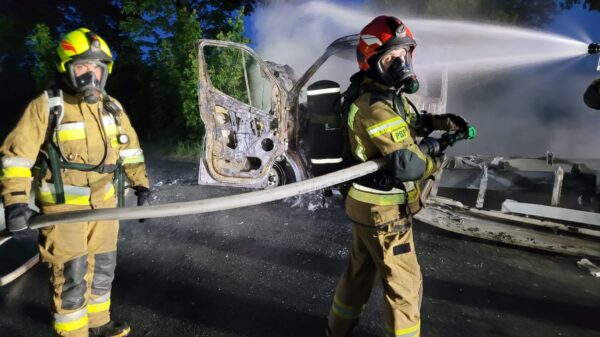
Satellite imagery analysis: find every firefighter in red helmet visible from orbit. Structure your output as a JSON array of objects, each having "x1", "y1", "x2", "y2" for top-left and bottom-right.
[{"x1": 326, "y1": 16, "x2": 469, "y2": 337}]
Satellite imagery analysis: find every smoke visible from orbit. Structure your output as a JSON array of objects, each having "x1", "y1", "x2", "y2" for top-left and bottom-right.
[{"x1": 249, "y1": 0, "x2": 600, "y2": 159}]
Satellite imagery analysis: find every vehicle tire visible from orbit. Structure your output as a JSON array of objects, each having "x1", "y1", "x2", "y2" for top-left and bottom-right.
[
  {"x1": 266, "y1": 161, "x2": 286, "y2": 189},
  {"x1": 266, "y1": 159, "x2": 299, "y2": 189}
]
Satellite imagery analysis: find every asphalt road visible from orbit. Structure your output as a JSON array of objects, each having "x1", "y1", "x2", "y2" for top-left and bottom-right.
[{"x1": 1, "y1": 159, "x2": 599, "y2": 337}]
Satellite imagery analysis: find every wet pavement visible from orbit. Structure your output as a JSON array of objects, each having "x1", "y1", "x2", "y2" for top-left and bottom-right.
[{"x1": 1, "y1": 159, "x2": 599, "y2": 337}]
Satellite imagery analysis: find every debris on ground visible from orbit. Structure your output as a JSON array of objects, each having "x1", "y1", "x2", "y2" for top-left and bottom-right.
[{"x1": 577, "y1": 258, "x2": 600, "y2": 277}]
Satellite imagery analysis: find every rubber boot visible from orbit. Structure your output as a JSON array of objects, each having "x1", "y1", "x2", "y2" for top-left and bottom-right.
[{"x1": 89, "y1": 321, "x2": 131, "y2": 337}]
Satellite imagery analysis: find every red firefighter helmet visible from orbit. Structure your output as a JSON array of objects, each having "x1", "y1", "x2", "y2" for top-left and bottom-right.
[{"x1": 357, "y1": 16, "x2": 417, "y2": 71}]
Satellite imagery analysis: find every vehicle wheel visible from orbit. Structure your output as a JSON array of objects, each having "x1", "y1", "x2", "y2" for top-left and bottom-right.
[{"x1": 266, "y1": 161, "x2": 286, "y2": 189}]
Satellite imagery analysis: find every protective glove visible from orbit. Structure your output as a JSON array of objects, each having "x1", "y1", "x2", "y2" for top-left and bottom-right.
[
  {"x1": 418, "y1": 137, "x2": 446, "y2": 156},
  {"x1": 430, "y1": 153, "x2": 447, "y2": 174},
  {"x1": 4, "y1": 203, "x2": 38, "y2": 240},
  {"x1": 421, "y1": 113, "x2": 469, "y2": 132},
  {"x1": 584, "y1": 78, "x2": 600, "y2": 110},
  {"x1": 133, "y1": 186, "x2": 151, "y2": 223}
]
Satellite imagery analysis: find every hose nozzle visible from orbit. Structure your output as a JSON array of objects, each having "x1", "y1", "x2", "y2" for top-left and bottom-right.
[{"x1": 589, "y1": 43, "x2": 600, "y2": 54}]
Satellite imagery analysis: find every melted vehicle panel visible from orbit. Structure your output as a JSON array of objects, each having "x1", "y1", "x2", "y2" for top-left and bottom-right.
[{"x1": 197, "y1": 41, "x2": 286, "y2": 187}]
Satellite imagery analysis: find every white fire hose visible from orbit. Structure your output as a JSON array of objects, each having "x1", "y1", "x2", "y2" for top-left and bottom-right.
[{"x1": 18, "y1": 158, "x2": 385, "y2": 230}]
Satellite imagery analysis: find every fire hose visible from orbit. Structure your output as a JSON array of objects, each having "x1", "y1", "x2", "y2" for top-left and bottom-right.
[{"x1": 22, "y1": 158, "x2": 386, "y2": 230}]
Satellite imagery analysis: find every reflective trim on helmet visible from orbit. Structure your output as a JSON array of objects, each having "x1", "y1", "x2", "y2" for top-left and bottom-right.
[
  {"x1": 54, "y1": 307, "x2": 89, "y2": 333},
  {"x1": 360, "y1": 34, "x2": 383, "y2": 46},
  {"x1": 366, "y1": 116, "x2": 407, "y2": 138}
]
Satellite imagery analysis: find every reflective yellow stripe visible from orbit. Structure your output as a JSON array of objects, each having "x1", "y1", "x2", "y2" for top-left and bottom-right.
[
  {"x1": 37, "y1": 182, "x2": 91, "y2": 205},
  {"x1": 348, "y1": 187, "x2": 406, "y2": 206},
  {"x1": 407, "y1": 189, "x2": 419, "y2": 203},
  {"x1": 104, "y1": 184, "x2": 115, "y2": 200},
  {"x1": 331, "y1": 295, "x2": 364, "y2": 320},
  {"x1": 354, "y1": 135, "x2": 367, "y2": 162},
  {"x1": 1, "y1": 167, "x2": 32, "y2": 179},
  {"x1": 348, "y1": 103, "x2": 358, "y2": 131},
  {"x1": 122, "y1": 155, "x2": 145, "y2": 164},
  {"x1": 385, "y1": 321, "x2": 420, "y2": 337},
  {"x1": 88, "y1": 299, "x2": 111, "y2": 313},
  {"x1": 104, "y1": 124, "x2": 117, "y2": 136},
  {"x1": 54, "y1": 315, "x2": 88, "y2": 333},
  {"x1": 39, "y1": 192, "x2": 90, "y2": 205},
  {"x1": 57, "y1": 129, "x2": 86, "y2": 141},
  {"x1": 366, "y1": 116, "x2": 407, "y2": 138}
]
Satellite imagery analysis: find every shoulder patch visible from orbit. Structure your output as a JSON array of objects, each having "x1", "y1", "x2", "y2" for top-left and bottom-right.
[{"x1": 391, "y1": 125, "x2": 409, "y2": 142}]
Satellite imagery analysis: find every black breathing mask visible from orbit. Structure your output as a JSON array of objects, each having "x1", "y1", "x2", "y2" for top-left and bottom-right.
[
  {"x1": 376, "y1": 52, "x2": 420, "y2": 94},
  {"x1": 68, "y1": 60, "x2": 109, "y2": 104},
  {"x1": 74, "y1": 71, "x2": 102, "y2": 103}
]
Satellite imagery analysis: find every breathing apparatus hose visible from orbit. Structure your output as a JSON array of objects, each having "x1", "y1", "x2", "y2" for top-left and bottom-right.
[{"x1": 25, "y1": 158, "x2": 387, "y2": 229}]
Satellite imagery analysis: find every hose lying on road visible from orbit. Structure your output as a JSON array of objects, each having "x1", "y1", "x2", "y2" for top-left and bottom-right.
[{"x1": 25, "y1": 158, "x2": 386, "y2": 229}]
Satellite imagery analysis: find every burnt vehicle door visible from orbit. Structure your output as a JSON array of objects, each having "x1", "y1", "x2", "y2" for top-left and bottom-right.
[{"x1": 196, "y1": 40, "x2": 288, "y2": 188}]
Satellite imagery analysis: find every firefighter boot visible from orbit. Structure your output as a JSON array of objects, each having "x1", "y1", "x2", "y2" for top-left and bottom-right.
[{"x1": 89, "y1": 321, "x2": 131, "y2": 337}]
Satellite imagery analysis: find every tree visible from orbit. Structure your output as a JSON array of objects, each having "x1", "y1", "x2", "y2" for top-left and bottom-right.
[{"x1": 27, "y1": 24, "x2": 55, "y2": 92}]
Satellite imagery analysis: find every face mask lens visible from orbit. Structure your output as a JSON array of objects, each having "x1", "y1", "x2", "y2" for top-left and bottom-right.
[{"x1": 69, "y1": 60, "x2": 108, "y2": 92}]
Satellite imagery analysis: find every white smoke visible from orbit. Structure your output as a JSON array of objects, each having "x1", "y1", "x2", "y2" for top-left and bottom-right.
[{"x1": 249, "y1": 0, "x2": 600, "y2": 159}]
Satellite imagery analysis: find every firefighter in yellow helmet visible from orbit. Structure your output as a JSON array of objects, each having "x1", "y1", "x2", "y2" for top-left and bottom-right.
[
  {"x1": 0, "y1": 28, "x2": 150, "y2": 337},
  {"x1": 326, "y1": 16, "x2": 471, "y2": 337}
]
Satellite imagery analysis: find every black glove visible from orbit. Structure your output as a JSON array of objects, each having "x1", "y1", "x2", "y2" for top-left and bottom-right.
[
  {"x1": 418, "y1": 137, "x2": 446, "y2": 156},
  {"x1": 445, "y1": 114, "x2": 469, "y2": 132},
  {"x1": 4, "y1": 203, "x2": 38, "y2": 240},
  {"x1": 584, "y1": 78, "x2": 600, "y2": 110},
  {"x1": 421, "y1": 113, "x2": 469, "y2": 133},
  {"x1": 133, "y1": 186, "x2": 151, "y2": 223}
]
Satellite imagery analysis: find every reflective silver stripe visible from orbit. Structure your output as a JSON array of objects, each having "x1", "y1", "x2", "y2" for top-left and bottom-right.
[
  {"x1": 89, "y1": 292, "x2": 111, "y2": 304},
  {"x1": 1, "y1": 156, "x2": 35, "y2": 168},
  {"x1": 47, "y1": 96, "x2": 63, "y2": 109},
  {"x1": 307, "y1": 87, "x2": 340, "y2": 96},
  {"x1": 352, "y1": 183, "x2": 405, "y2": 195},
  {"x1": 403, "y1": 181, "x2": 415, "y2": 191},
  {"x1": 119, "y1": 148, "x2": 143, "y2": 157},
  {"x1": 54, "y1": 307, "x2": 87, "y2": 323},
  {"x1": 360, "y1": 34, "x2": 382, "y2": 46},
  {"x1": 120, "y1": 148, "x2": 145, "y2": 164},
  {"x1": 57, "y1": 122, "x2": 85, "y2": 132},
  {"x1": 366, "y1": 117, "x2": 406, "y2": 138},
  {"x1": 310, "y1": 158, "x2": 343, "y2": 164},
  {"x1": 102, "y1": 116, "x2": 118, "y2": 136},
  {"x1": 39, "y1": 181, "x2": 91, "y2": 196}
]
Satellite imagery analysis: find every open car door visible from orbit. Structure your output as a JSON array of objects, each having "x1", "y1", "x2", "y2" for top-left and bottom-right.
[{"x1": 197, "y1": 40, "x2": 288, "y2": 188}]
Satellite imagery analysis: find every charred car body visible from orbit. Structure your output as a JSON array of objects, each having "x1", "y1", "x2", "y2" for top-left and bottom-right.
[{"x1": 195, "y1": 36, "x2": 600, "y2": 257}]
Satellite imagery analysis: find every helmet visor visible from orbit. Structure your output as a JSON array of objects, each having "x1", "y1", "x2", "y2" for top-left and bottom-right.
[{"x1": 68, "y1": 59, "x2": 109, "y2": 93}]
